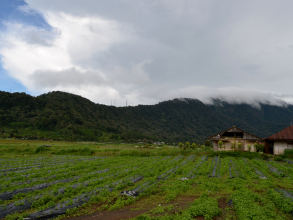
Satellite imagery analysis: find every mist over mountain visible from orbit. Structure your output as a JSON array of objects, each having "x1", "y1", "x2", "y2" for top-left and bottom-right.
[{"x1": 0, "y1": 91, "x2": 292, "y2": 143}]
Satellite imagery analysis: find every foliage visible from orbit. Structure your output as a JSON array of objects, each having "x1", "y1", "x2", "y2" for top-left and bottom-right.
[
  {"x1": 205, "y1": 140, "x2": 211, "y2": 148},
  {"x1": 254, "y1": 142, "x2": 258, "y2": 152},
  {"x1": 1, "y1": 91, "x2": 293, "y2": 143},
  {"x1": 183, "y1": 194, "x2": 221, "y2": 220},
  {"x1": 211, "y1": 151, "x2": 263, "y2": 159},
  {"x1": 229, "y1": 189, "x2": 281, "y2": 220},
  {"x1": 283, "y1": 149, "x2": 293, "y2": 158},
  {"x1": 231, "y1": 141, "x2": 236, "y2": 151},
  {"x1": 35, "y1": 145, "x2": 50, "y2": 154},
  {"x1": 184, "y1": 142, "x2": 190, "y2": 150},
  {"x1": 274, "y1": 157, "x2": 283, "y2": 162},
  {"x1": 267, "y1": 189, "x2": 293, "y2": 213},
  {"x1": 247, "y1": 144, "x2": 252, "y2": 152},
  {"x1": 190, "y1": 143, "x2": 196, "y2": 150},
  {"x1": 218, "y1": 141, "x2": 223, "y2": 150},
  {"x1": 257, "y1": 144, "x2": 264, "y2": 152},
  {"x1": 237, "y1": 143, "x2": 242, "y2": 151}
]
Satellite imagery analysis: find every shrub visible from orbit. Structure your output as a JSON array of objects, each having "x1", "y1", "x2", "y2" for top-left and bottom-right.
[
  {"x1": 247, "y1": 144, "x2": 252, "y2": 152},
  {"x1": 237, "y1": 143, "x2": 242, "y2": 151},
  {"x1": 253, "y1": 142, "x2": 258, "y2": 152},
  {"x1": 231, "y1": 141, "x2": 236, "y2": 151},
  {"x1": 283, "y1": 149, "x2": 293, "y2": 158},
  {"x1": 257, "y1": 144, "x2": 264, "y2": 152},
  {"x1": 80, "y1": 147, "x2": 95, "y2": 155},
  {"x1": 205, "y1": 140, "x2": 211, "y2": 147},
  {"x1": 185, "y1": 142, "x2": 190, "y2": 150},
  {"x1": 35, "y1": 145, "x2": 50, "y2": 154},
  {"x1": 191, "y1": 143, "x2": 196, "y2": 150},
  {"x1": 211, "y1": 151, "x2": 262, "y2": 159},
  {"x1": 274, "y1": 157, "x2": 283, "y2": 162},
  {"x1": 218, "y1": 141, "x2": 223, "y2": 150}
]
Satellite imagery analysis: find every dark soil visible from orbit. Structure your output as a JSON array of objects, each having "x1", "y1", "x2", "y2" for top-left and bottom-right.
[{"x1": 66, "y1": 196, "x2": 233, "y2": 220}]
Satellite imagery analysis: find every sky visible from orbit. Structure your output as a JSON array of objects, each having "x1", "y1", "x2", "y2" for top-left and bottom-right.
[{"x1": 1, "y1": 0, "x2": 293, "y2": 107}]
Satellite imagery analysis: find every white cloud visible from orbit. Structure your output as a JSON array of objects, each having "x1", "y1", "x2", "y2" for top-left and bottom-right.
[{"x1": 1, "y1": 0, "x2": 293, "y2": 107}]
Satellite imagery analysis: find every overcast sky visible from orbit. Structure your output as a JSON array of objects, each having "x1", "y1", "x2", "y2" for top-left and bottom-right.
[{"x1": 1, "y1": 0, "x2": 293, "y2": 107}]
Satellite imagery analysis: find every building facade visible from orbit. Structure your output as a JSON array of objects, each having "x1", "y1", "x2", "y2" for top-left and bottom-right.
[
  {"x1": 208, "y1": 126, "x2": 263, "y2": 152},
  {"x1": 264, "y1": 125, "x2": 293, "y2": 155}
]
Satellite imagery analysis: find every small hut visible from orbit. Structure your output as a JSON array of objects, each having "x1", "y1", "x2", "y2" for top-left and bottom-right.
[
  {"x1": 264, "y1": 125, "x2": 293, "y2": 155},
  {"x1": 208, "y1": 126, "x2": 263, "y2": 152}
]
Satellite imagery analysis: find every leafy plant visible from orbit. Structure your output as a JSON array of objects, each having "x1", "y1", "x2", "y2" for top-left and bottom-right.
[
  {"x1": 247, "y1": 144, "x2": 252, "y2": 152},
  {"x1": 218, "y1": 141, "x2": 223, "y2": 151},
  {"x1": 182, "y1": 193, "x2": 221, "y2": 220},
  {"x1": 184, "y1": 142, "x2": 190, "y2": 150},
  {"x1": 191, "y1": 143, "x2": 196, "y2": 150},
  {"x1": 237, "y1": 143, "x2": 242, "y2": 151},
  {"x1": 254, "y1": 142, "x2": 258, "y2": 152},
  {"x1": 231, "y1": 141, "x2": 236, "y2": 151}
]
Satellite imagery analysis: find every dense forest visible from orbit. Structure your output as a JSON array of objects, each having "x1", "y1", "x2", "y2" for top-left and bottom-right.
[{"x1": 0, "y1": 91, "x2": 292, "y2": 143}]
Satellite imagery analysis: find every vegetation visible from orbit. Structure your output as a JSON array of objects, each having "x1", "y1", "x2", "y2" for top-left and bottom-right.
[
  {"x1": 1, "y1": 143, "x2": 293, "y2": 220},
  {"x1": 0, "y1": 91, "x2": 293, "y2": 143},
  {"x1": 218, "y1": 141, "x2": 223, "y2": 150}
]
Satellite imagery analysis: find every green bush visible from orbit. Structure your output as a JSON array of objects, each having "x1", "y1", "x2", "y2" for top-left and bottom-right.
[
  {"x1": 79, "y1": 147, "x2": 95, "y2": 155},
  {"x1": 283, "y1": 149, "x2": 293, "y2": 158},
  {"x1": 211, "y1": 151, "x2": 262, "y2": 159},
  {"x1": 274, "y1": 157, "x2": 283, "y2": 162},
  {"x1": 35, "y1": 145, "x2": 50, "y2": 154}
]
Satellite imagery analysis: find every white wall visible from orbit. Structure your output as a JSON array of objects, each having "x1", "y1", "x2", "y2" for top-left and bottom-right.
[{"x1": 274, "y1": 141, "x2": 288, "y2": 155}]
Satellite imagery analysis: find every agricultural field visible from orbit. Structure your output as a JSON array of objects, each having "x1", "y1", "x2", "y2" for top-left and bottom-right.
[{"x1": 1, "y1": 153, "x2": 293, "y2": 220}]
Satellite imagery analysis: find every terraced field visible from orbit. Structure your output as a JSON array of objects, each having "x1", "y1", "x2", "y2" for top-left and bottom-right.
[{"x1": 1, "y1": 155, "x2": 293, "y2": 220}]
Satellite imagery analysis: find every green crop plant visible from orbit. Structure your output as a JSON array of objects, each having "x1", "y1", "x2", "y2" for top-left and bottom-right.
[
  {"x1": 181, "y1": 193, "x2": 221, "y2": 220},
  {"x1": 228, "y1": 189, "x2": 282, "y2": 220}
]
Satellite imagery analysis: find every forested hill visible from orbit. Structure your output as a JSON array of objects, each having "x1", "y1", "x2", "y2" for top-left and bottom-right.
[{"x1": 0, "y1": 91, "x2": 293, "y2": 143}]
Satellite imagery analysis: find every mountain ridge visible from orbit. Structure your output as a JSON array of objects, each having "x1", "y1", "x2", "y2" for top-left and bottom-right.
[{"x1": 0, "y1": 91, "x2": 292, "y2": 143}]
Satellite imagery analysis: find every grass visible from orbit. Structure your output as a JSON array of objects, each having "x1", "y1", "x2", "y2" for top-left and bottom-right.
[{"x1": 0, "y1": 139, "x2": 214, "y2": 157}]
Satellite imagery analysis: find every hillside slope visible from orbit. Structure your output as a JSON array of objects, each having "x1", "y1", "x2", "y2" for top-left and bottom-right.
[{"x1": 0, "y1": 91, "x2": 292, "y2": 143}]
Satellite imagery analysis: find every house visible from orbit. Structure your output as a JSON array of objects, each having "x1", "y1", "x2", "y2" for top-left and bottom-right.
[
  {"x1": 208, "y1": 126, "x2": 263, "y2": 151},
  {"x1": 264, "y1": 125, "x2": 293, "y2": 155}
]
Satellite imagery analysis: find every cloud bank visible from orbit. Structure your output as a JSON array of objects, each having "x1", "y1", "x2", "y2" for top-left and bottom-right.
[{"x1": 1, "y1": 0, "x2": 293, "y2": 107}]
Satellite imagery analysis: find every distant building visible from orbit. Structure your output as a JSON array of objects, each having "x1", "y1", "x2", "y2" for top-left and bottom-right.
[
  {"x1": 264, "y1": 125, "x2": 293, "y2": 155},
  {"x1": 208, "y1": 126, "x2": 263, "y2": 151}
]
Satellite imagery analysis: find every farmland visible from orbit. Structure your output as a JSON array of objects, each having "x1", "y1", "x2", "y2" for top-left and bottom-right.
[{"x1": 1, "y1": 141, "x2": 293, "y2": 220}]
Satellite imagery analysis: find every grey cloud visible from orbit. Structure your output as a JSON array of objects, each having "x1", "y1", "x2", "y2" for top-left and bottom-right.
[
  {"x1": 24, "y1": 29, "x2": 56, "y2": 46},
  {"x1": 19, "y1": 0, "x2": 293, "y2": 106},
  {"x1": 31, "y1": 67, "x2": 109, "y2": 89},
  {"x1": 134, "y1": 86, "x2": 286, "y2": 109}
]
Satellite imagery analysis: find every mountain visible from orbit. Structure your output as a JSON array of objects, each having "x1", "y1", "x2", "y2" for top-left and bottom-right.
[{"x1": 0, "y1": 91, "x2": 292, "y2": 143}]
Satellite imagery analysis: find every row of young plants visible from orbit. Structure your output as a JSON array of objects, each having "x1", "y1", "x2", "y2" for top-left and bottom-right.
[
  {"x1": 1, "y1": 156, "x2": 188, "y2": 219},
  {"x1": 0, "y1": 156, "x2": 160, "y2": 202},
  {"x1": 0, "y1": 156, "x2": 99, "y2": 172},
  {"x1": 3, "y1": 155, "x2": 293, "y2": 219},
  {"x1": 0, "y1": 157, "x2": 112, "y2": 191}
]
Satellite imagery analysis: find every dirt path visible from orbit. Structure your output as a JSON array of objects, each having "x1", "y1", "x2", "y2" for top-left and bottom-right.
[{"x1": 66, "y1": 196, "x2": 231, "y2": 220}]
